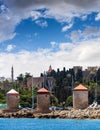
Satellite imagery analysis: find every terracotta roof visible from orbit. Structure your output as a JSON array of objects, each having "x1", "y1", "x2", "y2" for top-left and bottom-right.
[
  {"x1": 37, "y1": 88, "x2": 49, "y2": 93},
  {"x1": 48, "y1": 65, "x2": 53, "y2": 73},
  {"x1": 7, "y1": 89, "x2": 19, "y2": 95},
  {"x1": 73, "y1": 84, "x2": 88, "y2": 91}
]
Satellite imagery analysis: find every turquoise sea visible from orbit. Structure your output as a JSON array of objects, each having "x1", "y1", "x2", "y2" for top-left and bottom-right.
[{"x1": 0, "y1": 118, "x2": 100, "y2": 130}]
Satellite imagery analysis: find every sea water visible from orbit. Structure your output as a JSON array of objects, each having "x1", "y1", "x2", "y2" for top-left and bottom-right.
[{"x1": 0, "y1": 118, "x2": 100, "y2": 130}]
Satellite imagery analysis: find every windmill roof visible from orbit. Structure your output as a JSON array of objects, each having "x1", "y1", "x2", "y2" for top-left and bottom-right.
[
  {"x1": 37, "y1": 88, "x2": 49, "y2": 93},
  {"x1": 7, "y1": 89, "x2": 19, "y2": 94},
  {"x1": 73, "y1": 84, "x2": 88, "y2": 91}
]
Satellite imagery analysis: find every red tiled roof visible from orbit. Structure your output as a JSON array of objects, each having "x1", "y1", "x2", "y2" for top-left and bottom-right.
[
  {"x1": 37, "y1": 88, "x2": 49, "y2": 93},
  {"x1": 73, "y1": 84, "x2": 88, "y2": 91}
]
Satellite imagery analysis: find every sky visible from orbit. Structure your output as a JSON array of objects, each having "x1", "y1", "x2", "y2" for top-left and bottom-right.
[{"x1": 0, "y1": 0, "x2": 100, "y2": 78}]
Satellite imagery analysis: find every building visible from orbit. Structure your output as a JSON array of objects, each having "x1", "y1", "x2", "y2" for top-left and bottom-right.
[
  {"x1": 0, "y1": 77, "x2": 6, "y2": 83},
  {"x1": 87, "y1": 66, "x2": 99, "y2": 72},
  {"x1": 47, "y1": 65, "x2": 53, "y2": 74},
  {"x1": 6, "y1": 89, "x2": 19, "y2": 110},
  {"x1": 73, "y1": 84, "x2": 88, "y2": 109},
  {"x1": 73, "y1": 66, "x2": 82, "y2": 78},
  {"x1": 27, "y1": 77, "x2": 43, "y2": 90},
  {"x1": 1, "y1": 82, "x2": 12, "y2": 90},
  {"x1": 27, "y1": 76, "x2": 54, "y2": 91},
  {"x1": 37, "y1": 88, "x2": 50, "y2": 113},
  {"x1": 73, "y1": 66, "x2": 82, "y2": 74}
]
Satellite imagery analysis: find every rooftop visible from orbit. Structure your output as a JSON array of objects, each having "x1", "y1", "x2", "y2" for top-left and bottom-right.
[
  {"x1": 7, "y1": 89, "x2": 19, "y2": 95},
  {"x1": 73, "y1": 84, "x2": 88, "y2": 91},
  {"x1": 37, "y1": 88, "x2": 49, "y2": 93}
]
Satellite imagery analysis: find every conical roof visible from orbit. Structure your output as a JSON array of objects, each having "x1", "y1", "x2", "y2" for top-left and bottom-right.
[
  {"x1": 7, "y1": 89, "x2": 19, "y2": 95},
  {"x1": 37, "y1": 88, "x2": 50, "y2": 94},
  {"x1": 73, "y1": 84, "x2": 88, "y2": 91}
]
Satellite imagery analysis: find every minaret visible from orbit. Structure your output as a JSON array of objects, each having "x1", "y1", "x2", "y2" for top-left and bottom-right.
[{"x1": 11, "y1": 66, "x2": 14, "y2": 82}]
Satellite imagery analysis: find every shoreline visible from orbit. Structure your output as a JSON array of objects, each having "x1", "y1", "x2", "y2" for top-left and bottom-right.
[{"x1": 0, "y1": 108, "x2": 100, "y2": 119}]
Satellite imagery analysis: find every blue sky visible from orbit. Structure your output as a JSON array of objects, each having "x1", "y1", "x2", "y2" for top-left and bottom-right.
[{"x1": 0, "y1": 0, "x2": 100, "y2": 78}]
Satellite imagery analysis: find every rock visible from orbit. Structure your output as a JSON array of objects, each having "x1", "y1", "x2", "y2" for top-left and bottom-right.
[{"x1": 0, "y1": 108, "x2": 100, "y2": 119}]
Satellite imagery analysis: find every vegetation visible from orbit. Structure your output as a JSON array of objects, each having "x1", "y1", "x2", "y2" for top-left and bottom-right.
[
  {"x1": 0, "y1": 67, "x2": 100, "y2": 108},
  {"x1": 45, "y1": 67, "x2": 100, "y2": 105},
  {"x1": 0, "y1": 90, "x2": 6, "y2": 103}
]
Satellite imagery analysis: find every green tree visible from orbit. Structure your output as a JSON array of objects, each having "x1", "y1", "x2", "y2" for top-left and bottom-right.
[
  {"x1": 65, "y1": 95, "x2": 73, "y2": 106},
  {"x1": 89, "y1": 71, "x2": 96, "y2": 82},
  {"x1": 87, "y1": 82, "x2": 96, "y2": 104},
  {"x1": 50, "y1": 94, "x2": 58, "y2": 106},
  {"x1": 97, "y1": 68, "x2": 100, "y2": 85},
  {"x1": 17, "y1": 74, "x2": 24, "y2": 86},
  {"x1": 75, "y1": 69, "x2": 83, "y2": 83},
  {"x1": 0, "y1": 89, "x2": 6, "y2": 103},
  {"x1": 19, "y1": 86, "x2": 37, "y2": 108},
  {"x1": 24, "y1": 72, "x2": 32, "y2": 87}
]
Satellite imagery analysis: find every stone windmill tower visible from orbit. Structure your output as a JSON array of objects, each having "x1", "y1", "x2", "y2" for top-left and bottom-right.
[{"x1": 73, "y1": 84, "x2": 88, "y2": 109}]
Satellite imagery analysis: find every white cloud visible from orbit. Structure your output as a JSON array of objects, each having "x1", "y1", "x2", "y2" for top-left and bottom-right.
[
  {"x1": 72, "y1": 39, "x2": 100, "y2": 63},
  {"x1": 6, "y1": 44, "x2": 16, "y2": 52},
  {"x1": 70, "y1": 26, "x2": 100, "y2": 42},
  {"x1": 0, "y1": 0, "x2": 100, "y2": 43},
  {"x1": 81, "y1": 15, "x2": 87, "y2": 21},
  {"x1": 59, "y1": 43, "x2": 75, "y2": 51},
  {"x1": 83, "y1": 26, "x2": 100, "y2": 35},
  {"x1": 30, "y1": 10, "x2": 42, "y2": 20},
  {"x1": 35, "y1": 20, "x2": 48, "y2": 27},
  {"x1": 0, "y1": 38, "x2": 100, "y2": 78},
  {"x1": 62, "y1": 23, "x2": 73, "y2": 32},
  {"x1": 0, "y1": 5, "x2": 7, "y2": 12},
  {"x1": 3, "y1": 0, "x2": 100, "y2": 12},
  {"x1": 50, "y1": 41, "x2": 58, "y2": 48},
  {"x1": 95, "y1": 12, "x2": 100, "y2": 21},
  {"x1": 0, "y1": 9, "x2": 20, "y2": 43},
  {"x1": 70, "y1": 30, "x2": 82, "y2": 42},
  {"x1": 0, "y1": 0, "x2": 100, "y2": 79}
]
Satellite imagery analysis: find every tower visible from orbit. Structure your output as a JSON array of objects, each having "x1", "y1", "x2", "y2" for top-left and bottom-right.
[
  {"x1": 6, "y1": 89, "x2": 19, "y2": 110},
  {"x1": 48, "y1": 65, "x2": 52, "y2": 73},
  {"x1": 11, "y1": 66, "x2": 14, "y2": 82},
  {"x1": 73, "y1": 84, "x2": 88, "y2": 109},
  {"x1": 37, "y1": 88, "x2": 50, "y2": 113}
]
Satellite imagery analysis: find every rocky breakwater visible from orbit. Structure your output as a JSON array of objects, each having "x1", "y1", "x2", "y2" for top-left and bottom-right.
[{"x1": 0, "y1": 108, "x2": 100, "y2": 119}]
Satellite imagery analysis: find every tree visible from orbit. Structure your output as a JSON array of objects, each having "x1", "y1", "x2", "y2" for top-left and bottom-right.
[
  {"x1": 17, "y1": 74, "x2": 24, "y2": 86},
  {"x1": 0, "y1": 90, "x2": 6, "y2": 103},
  {"x1": 75, "y1": 69, "x2": 83, "y2": 83},
  {"x1": 89, "y1": 71, "x2": 96, "y2": 82},
  {"x1": 50, "y1": 94, "x2": 58, "y2": 106},
  {"x1": 97, "y1": 68, "x2": 100, "y2": 85},
  {"x1": 65, "y1": 95, "x2": 73, "y2": 107},
  {"x1": 24, "y1": 72, "x2": 32, "y2": 86},
  {"x1": 19, "y1": 86, "x2": 37, "y2": 108}
]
